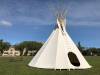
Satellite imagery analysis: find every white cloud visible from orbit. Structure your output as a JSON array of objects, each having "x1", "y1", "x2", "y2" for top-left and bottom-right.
[
  {"x1": 0, "y1": 20, "x2": 12, "y2": 26},
  {"x1": 68, "y1": 20, "x2": 100, "y2": 26}
]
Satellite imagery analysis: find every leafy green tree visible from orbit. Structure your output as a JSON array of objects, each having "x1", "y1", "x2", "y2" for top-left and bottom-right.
[
  {"x1": 0, "y1": 39, "x2": 11, "y2": 54},
  {"x1": 83, "y1": 47, "x2": 100, "y2": 56},
  {"x1": 15, "y1": 41, "x2": 43, "y2": 56},
  {"x1": 87, "y1": 48, "x2": 98, "y2": 56},
  {"x1": 96, "y1": 48, "x2": 100, "y2": 56},
  {"x1": 77, "y1": 42, "x2": 84, "y2": 53}
]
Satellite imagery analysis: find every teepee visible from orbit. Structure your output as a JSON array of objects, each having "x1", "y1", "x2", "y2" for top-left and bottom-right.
[{"x1": 28, "y1": 12, "x2": 91, "y2": 70}]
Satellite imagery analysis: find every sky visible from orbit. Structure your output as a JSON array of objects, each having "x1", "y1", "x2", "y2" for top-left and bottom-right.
[{"x1": 0, "y1": 0, "x2": 100, "y2": 48}]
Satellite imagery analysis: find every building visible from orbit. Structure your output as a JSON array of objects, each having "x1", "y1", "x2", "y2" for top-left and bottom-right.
[{"x1": 2, "y1": 46, "x2": 20, "y2": 56}]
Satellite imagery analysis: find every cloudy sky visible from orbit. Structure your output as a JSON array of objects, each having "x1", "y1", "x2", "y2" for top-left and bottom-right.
[{"x1": 0, "y1": 0, "x2": 100, "y2": 48}]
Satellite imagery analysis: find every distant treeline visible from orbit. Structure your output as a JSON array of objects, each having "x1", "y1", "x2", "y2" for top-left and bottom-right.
[
  {"x1": 77, "y1": 42, "x2": 100, "y2": 56},
  {"x1": 0, "y1": 39, "x2": 43, "y2": 56},
  {"x1": 0, "y1": 39, "x2": 100, "y2": 56}
]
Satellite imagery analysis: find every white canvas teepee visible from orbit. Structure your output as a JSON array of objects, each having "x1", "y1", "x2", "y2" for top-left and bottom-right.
[{"x1": 28, "y1": 13, "x2": 91, "y2": 70}]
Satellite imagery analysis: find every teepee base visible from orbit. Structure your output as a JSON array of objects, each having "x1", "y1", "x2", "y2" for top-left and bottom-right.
[{"x1": 28, "y1": 64, "x2": 92, "y2": 70}]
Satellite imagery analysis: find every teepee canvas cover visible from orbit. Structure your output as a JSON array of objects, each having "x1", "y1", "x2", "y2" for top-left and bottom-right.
[{"x1": 28, "y1": 13, "x2": 91, "y2": 70}]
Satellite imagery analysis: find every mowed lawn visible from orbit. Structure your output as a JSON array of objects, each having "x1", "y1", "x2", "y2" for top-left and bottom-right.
[{"x1": 0, "y1": 56, "x2": 100, "y2": 75}]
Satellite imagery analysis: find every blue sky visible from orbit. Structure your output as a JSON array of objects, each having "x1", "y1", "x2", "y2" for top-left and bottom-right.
[{"x1": 0, "y1": 0, "x2": 100, "y2": 48}]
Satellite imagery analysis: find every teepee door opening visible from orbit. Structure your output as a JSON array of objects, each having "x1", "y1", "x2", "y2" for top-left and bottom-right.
[{"x1": 68, "y1": 52, "x2": 80, "y2": 66}]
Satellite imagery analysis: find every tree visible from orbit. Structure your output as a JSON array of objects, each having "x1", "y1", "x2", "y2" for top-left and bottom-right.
[
  {"x1": 77, "y1": 42, "x2": 84, "y2": 53},
  {"x1": 87, "y1": 48, "x2": 99, "y2": 56},
  {"x1": 83, "y1": 47, "x2": 100, "y2": 56},
  {"x1": 15, "y1": 41, "x2": 43, "y2": 56},
  {"x1": 96, "y1": 48, "x2": 100, "y2": 56},
  {"x1": 0, "y1": 39, "x2": 11, "y2": 54}
]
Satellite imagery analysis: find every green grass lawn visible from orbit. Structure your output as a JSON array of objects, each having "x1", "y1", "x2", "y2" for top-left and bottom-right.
[{"x1": 0, "y1": 56, "x2": 100, "y2": 75}]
